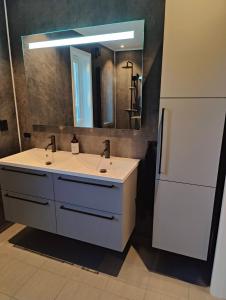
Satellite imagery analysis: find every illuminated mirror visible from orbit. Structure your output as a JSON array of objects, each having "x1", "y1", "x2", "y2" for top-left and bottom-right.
[{"x1": 22, "y1": 20, "x2": 144, "y2": 129}]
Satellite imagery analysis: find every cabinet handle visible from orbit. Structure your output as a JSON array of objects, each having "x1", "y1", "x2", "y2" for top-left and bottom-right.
[
  {"x1": 58, "y1": 176, "x2": 115, "y2": 188},
  {"x1": 60, "y1": 205, "x2": 115, "y2": 220},
  {"x1": 159, "y1": 108, "x2": 165, "y2": 174},
  {"x1": 1, "y1": 167, "x2": 47, "y2": 177},
  {"x1": 4, "y1": 194, "x2": 49, "y2": 206}
]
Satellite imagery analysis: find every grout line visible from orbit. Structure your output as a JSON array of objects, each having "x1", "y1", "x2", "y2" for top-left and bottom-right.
[
  {"x1": 52, "y1": 277, "x2": 69, "y2": 300},
  {"x1": 188, "y1": 284, "x2": 191, "y2": 300},
  {"x1": 12, "y1": 266, "x2": 39, "y2": 298},
  {"x1": 3, "y1": 0, "x2": 22, "y2": 152}
]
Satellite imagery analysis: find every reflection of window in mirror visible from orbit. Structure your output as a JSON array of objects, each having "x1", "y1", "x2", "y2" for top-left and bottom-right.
[{"x1": 70, "y1": 47, "x2": 93, "y2": 128}]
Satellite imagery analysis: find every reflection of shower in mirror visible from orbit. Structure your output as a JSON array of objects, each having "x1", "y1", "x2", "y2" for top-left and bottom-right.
[{"x1": 122, "y1": 61, "x2": 142, "y2": 129}]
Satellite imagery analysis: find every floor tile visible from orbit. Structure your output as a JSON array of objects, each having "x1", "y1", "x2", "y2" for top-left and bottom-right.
[
  {"x1": 54, "y1": 280, "x2": 80, "y2": 300},
  {"x1": 100, "y1": 291, "x2": 128, "y2": 300},
  {"x1": 0, "y1": 293, "x2": 11, "y2": 300},
  {"x1": 41, "y1": 257, "x2": 82, "y2": 278},
  {"x1": 0, "y1": 259, "x2": 36, "y2": 296},
  {"x1": 0, "y1": 225, "x2": 25, "y2": 244},
  {"x1": 0, "y1": 244, "x2": 46, "y2": 267},
  {"x1": 144, "y1": 290, "x2": 163, "y2": 300},
  {"x1": 189, "y1": 285, "x2": 219, "y2": 300},
  {"x1": 78, "y1": 269, "x2": 109, "y2": 290},
  {"x1": 56, "y1": 281, "x2": 101, "y2": 300},
  {"x1": 147, "y1": 273, "x2": 189, "y2": 299},
  {"x1": 0, "y1": 250, "x2": 13, "y2": 269},
  {"x1": 74, "y1": 283, "x2": 103, "y2": 300},
  {"x1": 14, "y1": 269, "x2": 67, "y2": 300},
  {"x1": 105, "y1": 278, "x2": 145, "y2": 300},
  {"x1": 124, "y1": 247, "x2": 148, "y2": 270},
  {"x1": 19, "y1": 251, "x2": 47, "y2": 267},
  {"x1": 144, "y1": 289, "x2": 182, "y2": 300},
  {"x1": 118, "y1": 262, "x2": 150, "y2": 289}
]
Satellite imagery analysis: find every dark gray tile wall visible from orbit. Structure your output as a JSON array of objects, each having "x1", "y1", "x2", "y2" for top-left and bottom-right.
[
  {"x1": 6, "y1": 0, "x2": 165, "y2": 159},
  {"x1": 23, "y1": 34, "x2": 74, "y2": 127},
  {"x1": 0, "y1": 0, "x2": 19, "y2": 158}
]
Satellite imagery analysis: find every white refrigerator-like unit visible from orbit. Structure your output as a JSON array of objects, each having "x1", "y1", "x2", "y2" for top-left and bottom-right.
[{"x1": 152, "y1": 0, "x2": 226, "y2": 260}]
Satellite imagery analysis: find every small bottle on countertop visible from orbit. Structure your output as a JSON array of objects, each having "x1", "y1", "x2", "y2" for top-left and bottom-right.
[{"x1": 71, "y1": 134, "x2": 79, "y2": 155}]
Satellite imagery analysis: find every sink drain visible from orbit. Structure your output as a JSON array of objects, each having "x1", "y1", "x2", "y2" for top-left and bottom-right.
[{"x1": 99, "y1": 168, "x2": 107, "y2": 173}]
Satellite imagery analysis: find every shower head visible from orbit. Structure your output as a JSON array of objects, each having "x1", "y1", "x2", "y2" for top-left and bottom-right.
[{"x1": 122, "y1": 61, "x2": 133, "y2": 69}]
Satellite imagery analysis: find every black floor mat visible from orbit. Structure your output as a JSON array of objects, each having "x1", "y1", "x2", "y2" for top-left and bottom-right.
[
  {"x1": 9, "y1": 226, "x2": 212, "y2": 285},
  {"x1": 9, "y1": 227, "x2": 130, "y2": 277},
  {"x1": 133, "y1": 236, "x2": 212, "y2": 286}
]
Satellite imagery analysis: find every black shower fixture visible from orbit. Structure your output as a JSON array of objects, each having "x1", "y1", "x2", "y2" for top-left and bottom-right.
[
  {"x1": 122, "y1": 61, "x2": 141, "y2": 129},
  {"x1": 122, "y1": 61, "x2": 133, "y2": 69}
]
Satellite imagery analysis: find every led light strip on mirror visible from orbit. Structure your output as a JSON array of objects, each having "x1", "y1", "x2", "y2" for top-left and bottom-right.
[{"x1": 28, "y1": 31, "x2": 135, "y2": 50}]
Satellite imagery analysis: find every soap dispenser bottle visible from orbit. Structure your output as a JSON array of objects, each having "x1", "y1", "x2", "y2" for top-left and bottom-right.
[{"x1": 71, "y1": 134, "x2": 79, "y2": 155}]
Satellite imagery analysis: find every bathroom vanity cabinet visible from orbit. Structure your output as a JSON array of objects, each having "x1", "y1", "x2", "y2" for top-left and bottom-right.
[{"x1": 0, "y1": 149, "x2": 139, "y2": 251}]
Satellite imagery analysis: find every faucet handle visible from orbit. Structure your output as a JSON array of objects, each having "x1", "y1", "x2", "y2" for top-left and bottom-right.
[{"x1": 49, "y1": 135, "x2": 55, "y2": 143}]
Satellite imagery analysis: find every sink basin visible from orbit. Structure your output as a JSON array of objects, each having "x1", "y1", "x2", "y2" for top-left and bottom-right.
[{"x1": 0, "y1": 148, "x2": 139, "y2": 183}]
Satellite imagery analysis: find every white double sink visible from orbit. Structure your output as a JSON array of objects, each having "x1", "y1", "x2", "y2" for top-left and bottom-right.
[{"x1": 0, "y1": 148, "x2": 139, "y2": 183}]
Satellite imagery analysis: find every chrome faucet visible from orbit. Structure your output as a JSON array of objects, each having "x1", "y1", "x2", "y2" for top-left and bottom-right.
[
  {"x1": 101, "y1": 140, "x2": 110, "y2": 159},
  {"x1": 45, "y1": 135, "x2": 56, "y2": 152}
]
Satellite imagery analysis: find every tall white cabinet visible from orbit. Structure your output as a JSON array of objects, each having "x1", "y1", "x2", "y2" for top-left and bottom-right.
[
  {"x1": 152, "y1": 0, "x2": 226, "y2": 260},
  {"x1": 160, "y1": 0, "x2": 226, "y2": 98}
]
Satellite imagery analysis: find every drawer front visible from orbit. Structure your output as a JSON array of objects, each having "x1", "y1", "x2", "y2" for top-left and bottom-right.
[
  {"x1": 0, "y1": 166, "x2": 54, "y2": 199},
  {"x1": 53, "y1": 174, "x2": 122, "y2": 213},
  {"x1": 2, "y1": 191, "x2": 56, "y2": 233},
  {"x1": 56, "y1": 202, "x2": 123, "y2": 251}
]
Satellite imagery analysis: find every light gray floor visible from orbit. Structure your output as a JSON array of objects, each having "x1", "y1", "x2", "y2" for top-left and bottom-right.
[{"x1": 0, "y1": 224, "x2": 219, "y2": 300}]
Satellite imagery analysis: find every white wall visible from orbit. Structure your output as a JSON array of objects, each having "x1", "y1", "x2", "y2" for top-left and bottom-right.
[{"x1": 211, "y1": 178, "x2": 226, "y2": 299}]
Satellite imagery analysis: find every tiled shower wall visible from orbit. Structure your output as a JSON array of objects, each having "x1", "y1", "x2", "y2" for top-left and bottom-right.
[
  {"x1": 0, "y1": 0, "x2": 19, "y2": 158},
  {"x1": 6, "y1": 0, "x2": 165, "y2": 159}
]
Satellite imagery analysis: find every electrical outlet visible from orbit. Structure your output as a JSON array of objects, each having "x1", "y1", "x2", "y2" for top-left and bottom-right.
[{"x1": 0, "y1": 120, "x2": 8, "y2": 131}]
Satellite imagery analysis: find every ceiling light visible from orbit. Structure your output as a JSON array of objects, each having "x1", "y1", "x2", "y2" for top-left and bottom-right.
[{"x1": 28, "y1": 31, "x2": 134, "y2": 50}]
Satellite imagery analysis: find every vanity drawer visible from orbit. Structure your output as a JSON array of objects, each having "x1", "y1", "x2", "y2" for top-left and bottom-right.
[
  {"x1": 53, "y1": 174, "x2": 123, "y2": 213},
  {"x1": 55, "y1": 202, "x2": 124, "y2": 251},
  {"x1": 2, "y1": 191, "x2": 56, "y2": 233},
  {"x1": 0, "y1": 166, "x2": 54, "y2": 199}
]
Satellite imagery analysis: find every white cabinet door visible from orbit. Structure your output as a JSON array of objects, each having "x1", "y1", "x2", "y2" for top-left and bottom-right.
[
  {"x1": 156, "y1": 98, "x2": 226, "y2": 187},
  {"x1": 161, "y1": 0, "x2": 226, "y2": 98},
  {"x1": 152, "y1": 180, "x2": 215, "y2": 260}
]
